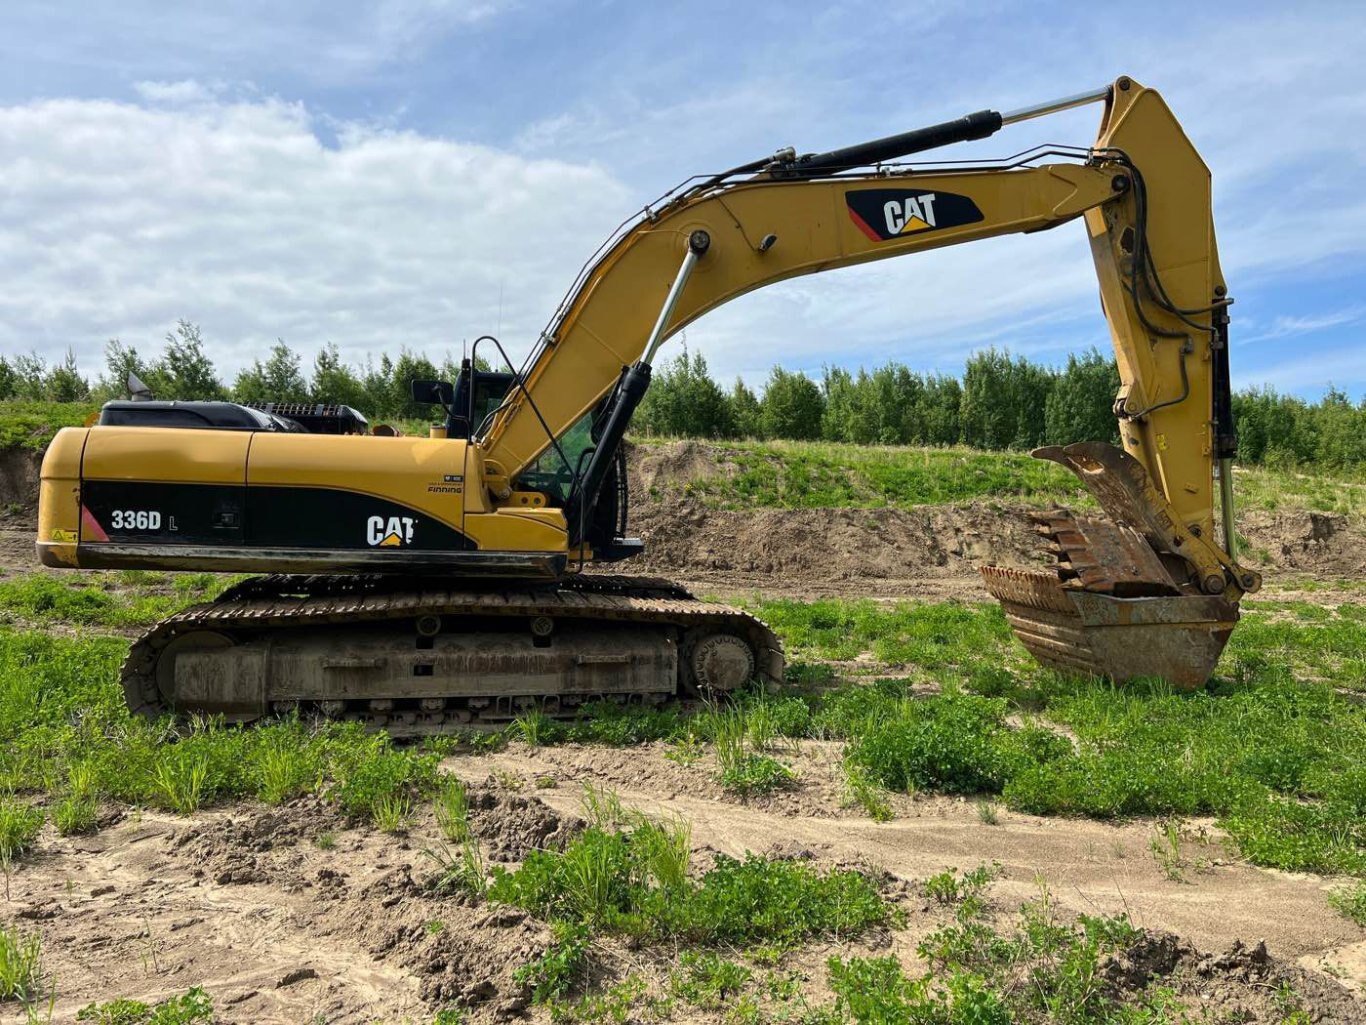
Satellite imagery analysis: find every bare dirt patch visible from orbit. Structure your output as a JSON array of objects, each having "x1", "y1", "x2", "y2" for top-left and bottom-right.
[{"x1": 6, "y1": 766, "x2": 1360, "y2": 1022}]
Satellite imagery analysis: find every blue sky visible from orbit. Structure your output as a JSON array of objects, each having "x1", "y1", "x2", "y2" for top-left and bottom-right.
[{"x1": 2, "y1": 0, "x2": 1363, "y2": 397}]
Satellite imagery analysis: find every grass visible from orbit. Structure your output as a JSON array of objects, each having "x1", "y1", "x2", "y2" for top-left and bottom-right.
[
  {"x1": 639, "y1": 438, "x2": 1086, "y2": 510},
  {"x1": 485, "y1": 818, "x2": 897, "y2": 948},
  {"x1": 0, "y1": 572, "x2": 230, "y2": 629},
  {"x1": 0, "y1": 924, "x2": 44, "y2": 1003},
  {"x1": 433, "y1": 777, "x2": 470, "y2": 842},
  {"x1": 75, "y1": 987, "x2": 214, "y2": 1024},
  {"x1": 1328, "y1": 880, "x2": 1366, "y2": 926},
  {"x1": 0, "y1": 629, "x2": 443, "y2": 836}
]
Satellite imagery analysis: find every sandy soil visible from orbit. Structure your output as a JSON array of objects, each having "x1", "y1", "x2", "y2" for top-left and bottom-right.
[{"x1": 4, "y1": 756, "x2": 1363, "y2": 1022}]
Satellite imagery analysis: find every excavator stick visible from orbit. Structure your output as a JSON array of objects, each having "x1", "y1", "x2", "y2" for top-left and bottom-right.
[{"x1": 980, "y1": 442, "x2": 1247, "y2": 688}]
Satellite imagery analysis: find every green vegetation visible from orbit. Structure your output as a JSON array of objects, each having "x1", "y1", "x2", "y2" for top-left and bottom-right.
[
  {"x1": 0, "y1": 924, "x2": 44, "y2": 1003},
  {"x1": 802, "y1": 868, "x2": 1196, "y2": 1024},
  {"x1": 4, "y1": 581, "x2": 1362, "y2": 877},
  {"x1": 0, "y1": 630, "x2": 442, "y2": 839},
  {"x1": 0, "y1": 400, "x2": 92, "y2": 450},
  {"x1": 655, "y1": 438, "x2": 1088, "y2": 509},
  {"x1": 0, "y1": 572, "x2": 230, "y2": 629},
  {"x1": 1329, "y1": 880, "x2": 1366, "y2": 927},
  {"x1": 75, "y1": 987, "x2": 214, "y2": 1024},
  {"x1": 486, "y1": 819, "x2": 895, "y2": 947}
]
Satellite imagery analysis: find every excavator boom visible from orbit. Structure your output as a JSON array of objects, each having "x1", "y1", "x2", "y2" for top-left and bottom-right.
[{"x1": 37, "y1": 76, "x2": 1258, "y2": 725}]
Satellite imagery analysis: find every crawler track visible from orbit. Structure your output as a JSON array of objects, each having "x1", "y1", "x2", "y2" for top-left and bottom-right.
[{"x1": 121, "y1": 573, "x2": 783, "y2": 733}]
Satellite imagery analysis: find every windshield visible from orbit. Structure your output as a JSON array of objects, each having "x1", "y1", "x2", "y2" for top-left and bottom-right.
[{"x1": 515, "y1": 409, "x2": 596, "y2": 504}]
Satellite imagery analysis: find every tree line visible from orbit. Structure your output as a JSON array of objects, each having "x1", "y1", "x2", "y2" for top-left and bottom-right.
[{"x1": 2, "y1": 323, "x2": 1362, "y2": 468}]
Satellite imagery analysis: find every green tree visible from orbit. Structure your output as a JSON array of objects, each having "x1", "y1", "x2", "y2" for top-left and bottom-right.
[
  {"x1": 1043, "y1": 349, "x2": 1120, "y2": 445},
  {"x1": 728, "y1": 377, "x2": 762, "y2": 439},
  {"x1": 43, "y1": 349, "x2": 90, "y2": 402},
  {"x1": 6, "y1": 353, "x2": 47, "y2": 400},
  {"x1": 960, "y1": 348, "x2": 1053, "y2": 449},
  {"x1": 310, "y1": 343, "x2": 369, "y2": 411},
  {"x1": 150, "y1": 321, "x2": 226, "y2": 400},
  {"x1": 97, "y1": 339, "x2": 152, "y2": 400},
  {"x1": 636, "y1": 349, "x2": 733, "y2": 438},
  {"x1": 390, "y1": 350, "x2": 443, "y2": 419},
  {"x1": 233, "y1": 341, "x2": 309, "y2": 404},
  {"x1": 760, "y1": 366, "x2": 824, "y2": 440},
  {"x1": 0, "y1": 356, "x2": 19, "y2": 399}
]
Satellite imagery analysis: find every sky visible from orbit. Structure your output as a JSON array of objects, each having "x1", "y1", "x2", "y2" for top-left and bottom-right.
[{"x1": 1, "y1": 0, "x2": 1364, "y2": 398}]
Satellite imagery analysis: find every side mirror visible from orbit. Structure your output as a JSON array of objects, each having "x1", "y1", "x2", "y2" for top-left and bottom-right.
[{"x1": 410, "y1": 379, "x2": 454, "y2": 405}]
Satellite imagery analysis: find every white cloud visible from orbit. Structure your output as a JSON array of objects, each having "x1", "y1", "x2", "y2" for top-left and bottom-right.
[
  {"x1": 0, "y1": 91, "x2": 629, "y2": 380},
  {"x1": 1240, "y1": 307, "x2": 1366, "y2": 345}
]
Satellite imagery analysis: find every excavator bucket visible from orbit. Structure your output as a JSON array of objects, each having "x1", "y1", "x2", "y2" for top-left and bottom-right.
[{"x1": 980, "y1": 442, "x2": 1240, "y2": 689}]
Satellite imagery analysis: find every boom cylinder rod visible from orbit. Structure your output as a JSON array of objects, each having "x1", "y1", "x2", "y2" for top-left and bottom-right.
[
  {"x1": 1001, "y1": 85, "x2": 1112, "y2": 126},
  {"x1": 643, "y1": 230, "x2": 711, "y2": 365}
]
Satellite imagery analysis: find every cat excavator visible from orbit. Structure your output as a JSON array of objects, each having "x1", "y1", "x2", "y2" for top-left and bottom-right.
[{"x1": 37, "y1": 76, "x2": 1261, "y2": 729}]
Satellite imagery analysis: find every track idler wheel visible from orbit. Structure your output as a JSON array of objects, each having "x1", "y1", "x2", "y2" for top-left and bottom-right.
[{"x1": 683, "y1": 630, "x2": 757, "y2": 696}]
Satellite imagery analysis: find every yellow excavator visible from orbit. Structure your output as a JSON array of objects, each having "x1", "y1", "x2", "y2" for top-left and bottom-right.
[{"x1": 37, "y1": 76, "x2": 1260, "y2": 729}]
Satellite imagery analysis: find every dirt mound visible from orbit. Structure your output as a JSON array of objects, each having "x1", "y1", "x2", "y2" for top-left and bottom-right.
[
  {"x1": 1242, "y1": 508, "x2": 1366, "y2": 578},
  {"x1": 172, "y1": 799, "x2": 348, "y2": 887},
  {"x1": 467, "y1": 784, "x2": 583, "y2": 861},
  {"x1": 626, "y1": 498, "x2": 1047, "y2": 589},
  {"x1": 0, "y1": 447, "x2": 41, "y2": 523},
  {"x1": 326, "y1": 866, "x2": 550, "y2": 1016},
  {"x1": 1099, "y1": 934, "x2": 1366, "y2": 1024}
]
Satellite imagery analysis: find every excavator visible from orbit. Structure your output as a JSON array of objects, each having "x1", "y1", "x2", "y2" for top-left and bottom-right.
[{"x1": 37, "y1": 76, "x2": 1261, "y2": 730}]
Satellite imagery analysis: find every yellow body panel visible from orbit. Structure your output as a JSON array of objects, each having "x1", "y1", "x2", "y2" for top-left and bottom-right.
[
  {"x1": 83, "y1": 426, "x2": 251, "y2": 484},
  {"x1": 246, "y1": 433, "x2": 469, "y2": 533},
  {"x1": 37, "y1": 427, "x2": 86, "y2": 566}
]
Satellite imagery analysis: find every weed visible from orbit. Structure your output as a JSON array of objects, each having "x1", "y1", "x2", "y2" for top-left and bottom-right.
[
  {"x1": 0, "y1": 799, "x2": 44, "y2": 898},
  {"x1": 488, "y1": 822, "x2": 895, "y2": 947},
  {"x1": 707, "y1": 706, "x2": 795, "y2": 794},
  {"x1": 332, "y1": 742, "x2": 438, "y2": 825},
  {"x1": 671, "y1": 951, "x2": 752, "y2": 1009},
  {"x1": 580, "y1": 782, "x2": 629, "y2": 829},
  {"x1": 921, "y1": 864, "x2": 1000, "y2": 916},
  {"x1": 843, "y1": 763, "x2": 893, "y2": 822},
  {"x1": 431, "y1": 1010, "x2": 466, "y2": 1025},
  {"x1": 433, "y1": 777, "x2": 470, "y2": 842},
  {"x1": 424, "y1": 919, "x2": 445, "y2": 935},
  {"x1": 424, "y1": 838, "x2": 488, "y2": 896},
  {"x1": 1149, "y1": 819, "x2": 1187, "y2": 882},
  {"x1": 53, "y1": 794, "x2": 98, "y2": 836},
  {"x1": 664, "y1": 734, "x2": 705, "y2": 767},
  {"x1": 314, "y1": 831, "x2": 336, "y2": 850},
  {"x1": 75, "y1": 987, "x2": 214, "y2": 1024},
  {"x1": 535, "y1": 775, "x2": 557, "y2": 789},
  {"x1": 150, "y1": 746, "x2": 209, "y2": 814},
  {"x1": 976, "y1": 800, "x2": 1001, "y2": 825},
  {"x1": 372, "y1": 792, "x2": 411, "y2": 833},
  {"x1": 718, "y1": 753, "x2": 795, "y2": 796},
  {"x1": 634, "y1": 816, "x2": 691, "y2": 892},
  {"x1": 1328, "y1": 880, "x2": 1366, "y2": 926},
  {"x1": 513, "y1": 707, "x2": 552, "y2": 748},
  {"x1": 514, "y1": 921, "x2": 591, "y2": 1003},
  {"x1": 0, "y1": 925, "x2": 43, "y2": 1002},
  {"x1": 256, "y1": 733, "x2": 321, "y2": 805}
]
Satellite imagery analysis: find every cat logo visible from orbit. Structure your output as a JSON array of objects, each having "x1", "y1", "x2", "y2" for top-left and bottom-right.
[
  {"x1": 367, "y1": 515, "x2": 415, "y2": 547},
  {"x1": 845, "y1": 188, "x2": 984, "y2": 243}
]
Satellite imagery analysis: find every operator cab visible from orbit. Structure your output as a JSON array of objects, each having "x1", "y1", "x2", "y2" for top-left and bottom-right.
[{"x1": 410, "y1": 359, "x2": 514, "y2": 440}]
